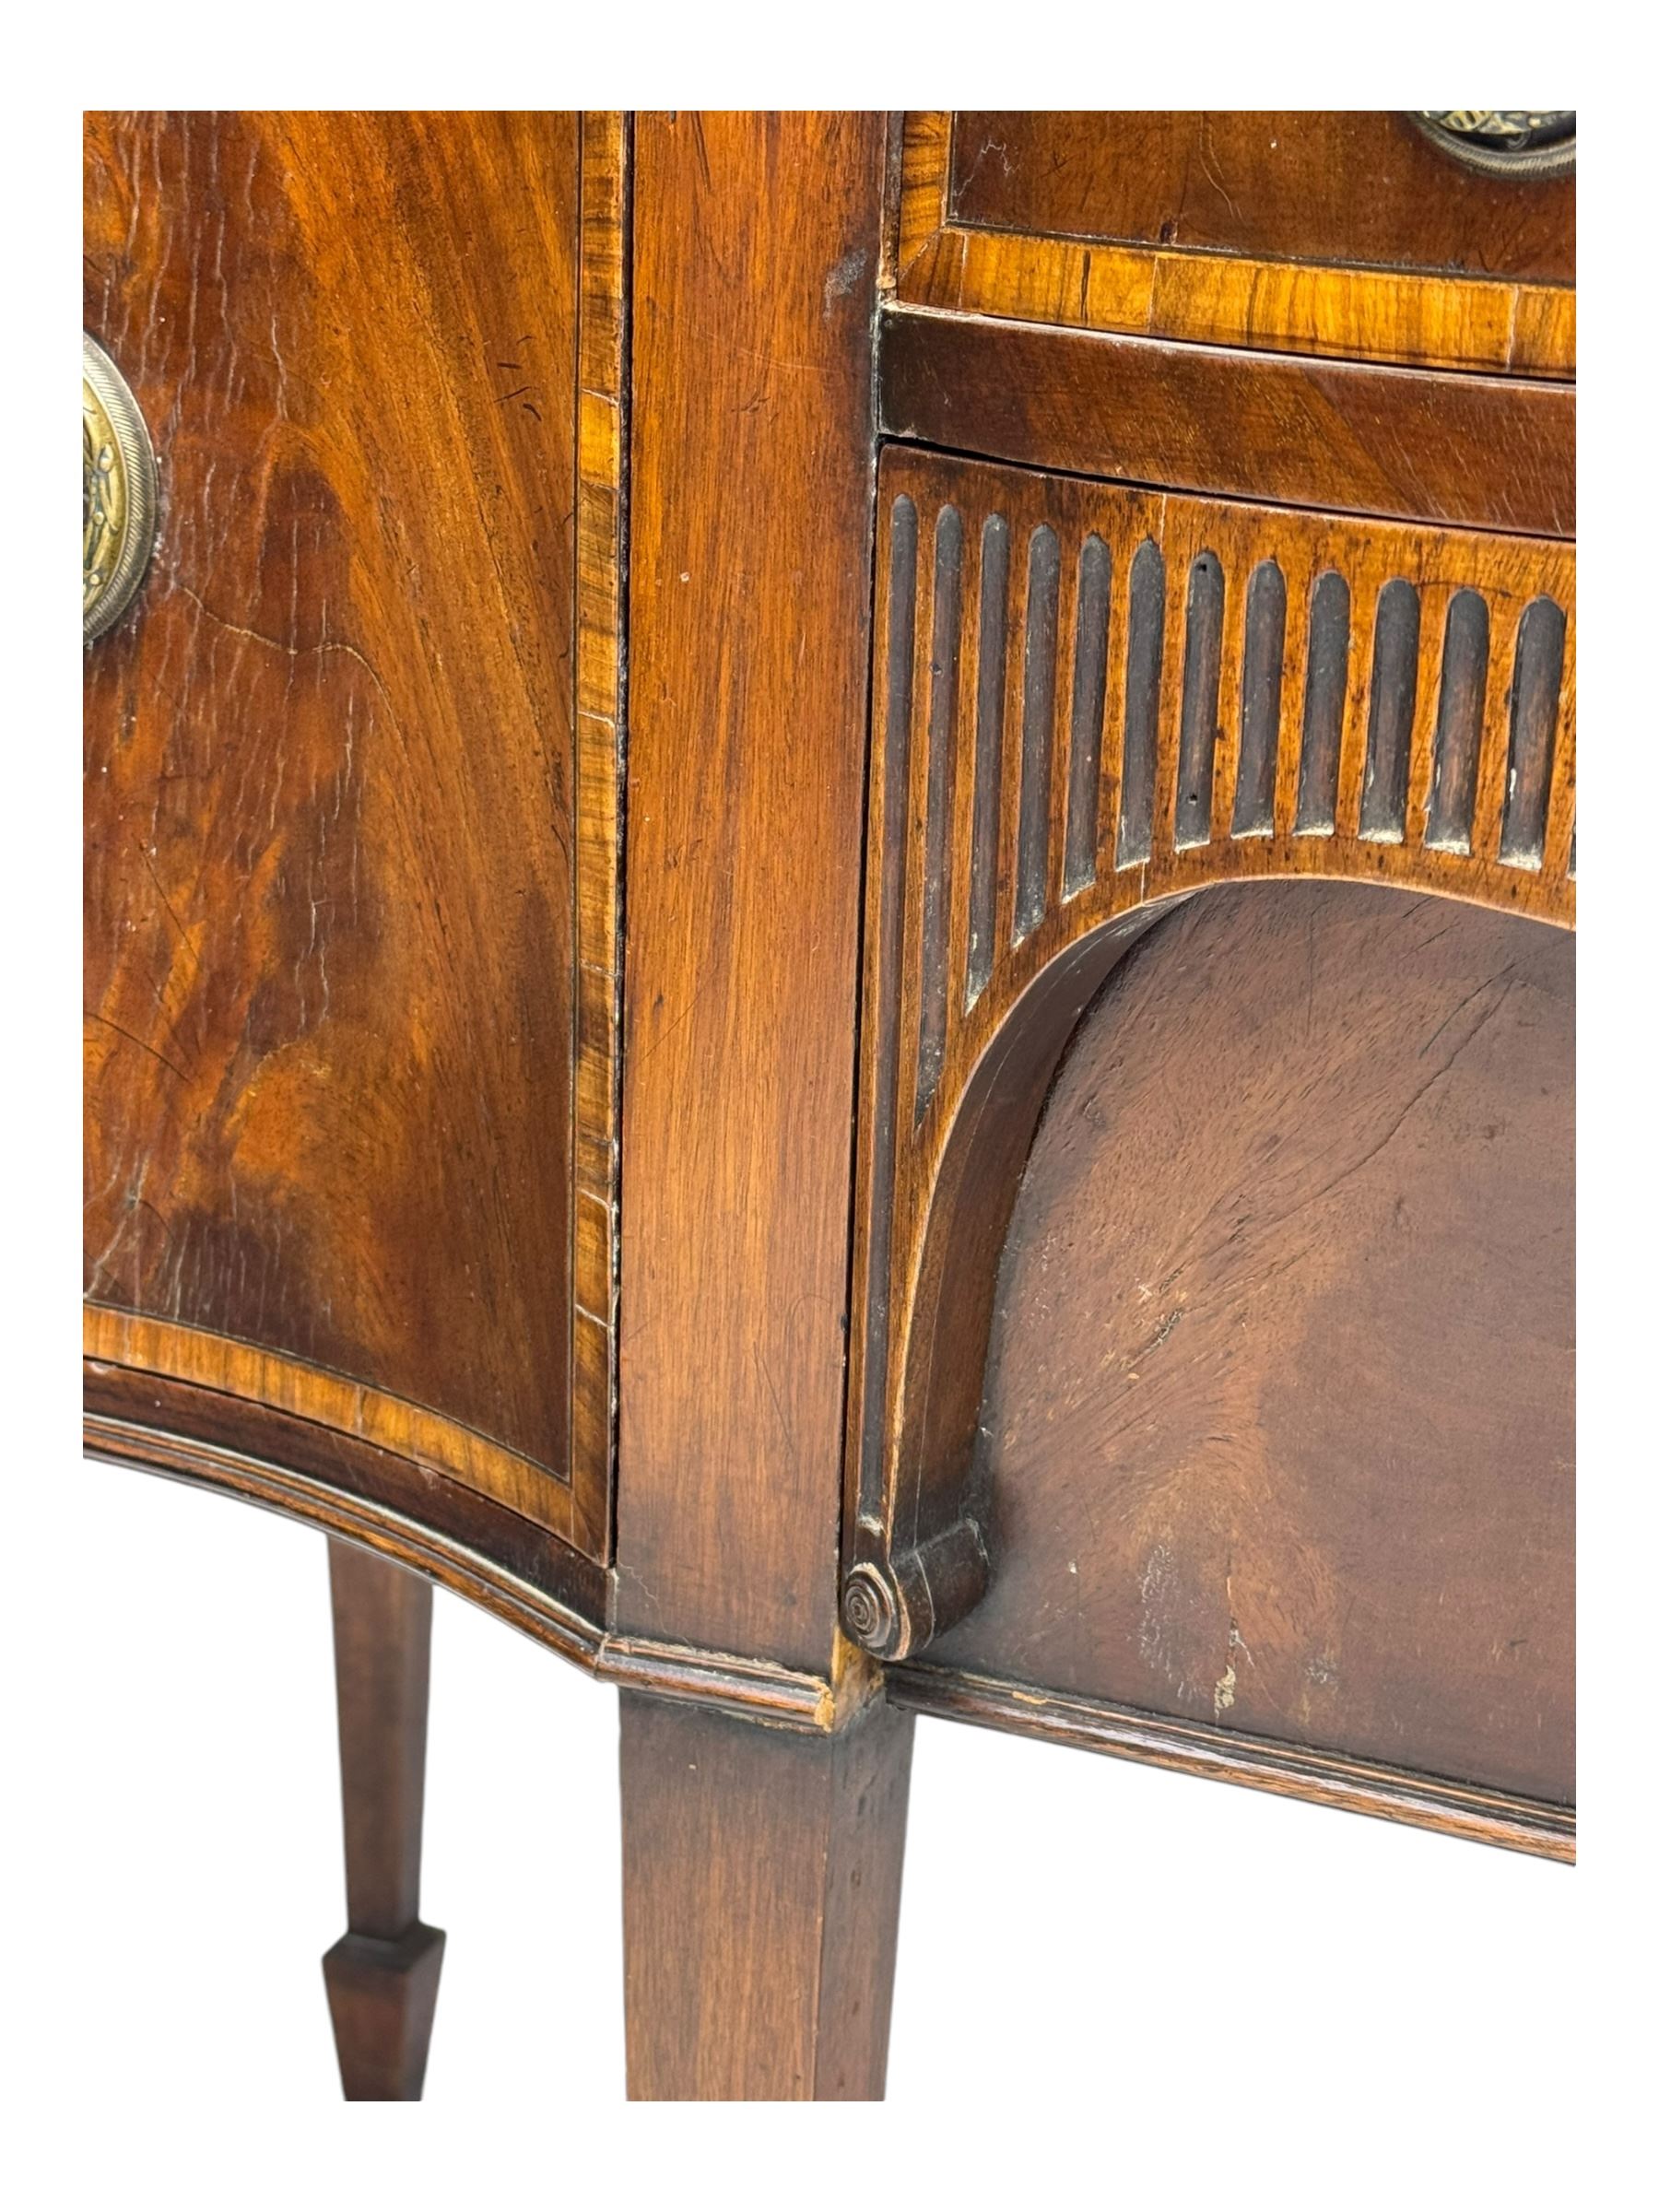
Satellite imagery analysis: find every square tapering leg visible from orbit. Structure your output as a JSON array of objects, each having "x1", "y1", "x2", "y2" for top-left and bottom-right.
[
  {"x1": 323, "y1": 1540, "x2": 445, "y2": 2100},
  {"x1": 619, "y1": 1691, "x2": 914, "y2": 2100}
]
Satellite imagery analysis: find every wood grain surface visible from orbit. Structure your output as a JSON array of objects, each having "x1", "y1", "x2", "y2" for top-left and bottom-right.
[
  {"x1": 880, "y1": 312, "x2": 1575, "y2": 538},
  {"x1": 327, "y1": 1540, "x2": 436, "y2": 1944},
  {"x1": 620, "y1": 1692, "x2": 914, "y2": 2099},
  {"x1": 322, "y1": 1540, "x2": 445, "y2": 2100},
  {"x1": 926, "y1": 881, "x2": 1574, "y2": 1806},
  {"x1": 949, "y1": 112, "x2": 1575, "y2": 283},
  {"x1": 616, "y1": 112, "x2": 888, "y2": 1670},
  {"x1": 83, "y1": 112, "x2": 625, "y2": 1558}
]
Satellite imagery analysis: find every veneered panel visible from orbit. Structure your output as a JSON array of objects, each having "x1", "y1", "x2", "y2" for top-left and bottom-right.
[{"x1": 84, "y1": 114, "x2": 583, "y2": 1518}]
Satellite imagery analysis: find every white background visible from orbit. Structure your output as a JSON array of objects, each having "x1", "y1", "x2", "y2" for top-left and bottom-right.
[
  {"x1": 9, "y1": 14, "x2": 1653, "y2": 2207},
  {"x1": 16, "y1": 1452, "x2": 1622, "y2": 2200}
]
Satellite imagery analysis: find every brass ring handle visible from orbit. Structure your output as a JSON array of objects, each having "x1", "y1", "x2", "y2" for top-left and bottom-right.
[
  {"x1": 1411, "y1": 111, "x2": 1576, "y2": 179},
  {"x1": 83, "y1": 333, "x2": 158, "y2": 641}
]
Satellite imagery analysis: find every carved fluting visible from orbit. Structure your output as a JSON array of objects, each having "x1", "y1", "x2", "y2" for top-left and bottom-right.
[
  {"x1": 917, "y1": 505, "x2": 963, "y2": 1116},
  {"x1": 1175, "y1": 550, "x2": 1223, "y2": 847},
  {"x1": 1425, "y1": 588, "x2": 1489, "y2": 851},
  {"x1": 1296, "y1": 570, "x2": 1349, "y2": 833},
  {"x1": 1231, "y1": 559, "x2": 1286, "y2": 838},
  {"x1": 967, "y1": 513, "x2": 1009, "y2": 1002},
  {"x1": 1015, "y1": 525, "x2": 1061, "y2": 938},
  {"x1": 1360, "y1": 578, "x2": 1420, "y2": 841},
  {"x1": 843, "y1": 448, "x2": 1576, "y2": 1661},
  {"x1": 1062, "y1": 535, "x2": 1111, "y2": 894},
  {"x1": 1503, "y1": 597, "x2": 1569, "y2": 866}
]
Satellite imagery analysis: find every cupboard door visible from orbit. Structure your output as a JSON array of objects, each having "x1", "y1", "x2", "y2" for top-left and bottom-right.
[{"x1": 84, "y1": 112, "x2": 625, "y2": 1567}]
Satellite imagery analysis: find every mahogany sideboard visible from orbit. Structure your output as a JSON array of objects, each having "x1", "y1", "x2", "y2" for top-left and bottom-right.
[{"x1": 83, "y1": 111, "x2": 1575, "y2": 2101}]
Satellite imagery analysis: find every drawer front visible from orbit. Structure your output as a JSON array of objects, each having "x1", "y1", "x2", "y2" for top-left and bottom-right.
[
  {"x1": 951, "y1": 112, "x2": 1574, "y2": 282},
  {"x1": 83, "y1": 112, "x2": 625, "y2": 1569},
  {"x1": 841, "y1": 445, "x2": 1573, "y2": 1838},
  {"x1": 896, "y1": 112, "x2": 1575, "y2": 379}
]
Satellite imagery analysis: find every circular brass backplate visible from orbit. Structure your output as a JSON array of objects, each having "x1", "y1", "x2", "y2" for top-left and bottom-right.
[
  {"x1": 83, "y1": 333, "x2": 158, "y2": 641},
  {"x1": 1411, "y1": 111, "x2": 1576, "y2": 179}
]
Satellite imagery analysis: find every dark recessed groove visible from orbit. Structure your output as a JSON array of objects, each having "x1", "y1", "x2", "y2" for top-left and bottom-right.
[
  {"x1": 1425, "y1": 588, "x2": 1489, "y2": 853},
  {"x1": 966, "y1": 513, "x2": 1010, "y2": 1006},
  {"x1": 1296, "y1": 570, "x2": 1349, "y2": 836},
  {"x1": 1359, "y1": 578, "x2": 1420, "y2": 843},
  {"x1": 917, "y1": 504, "x2": 963, "y2": 1116},
  {"x1": 1232, "y1": 558, "x2": 1286, "y2": 839},
  {"x1": 1175, "y1": 551, "x2": 1224, "y2": 848},
  {"x1": 1063, "y1": 534, "x2": 1111, "y2": 898},
  {"x1": 1015, "y1": 524, "x2": 1060, "y2": 940},
  {"x1": 1117, "y1": 538, "x2": 1165, "y2": 867},
  {"x1": 1501, "y1": 595, "x2": 1568, "y2": 869}
]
